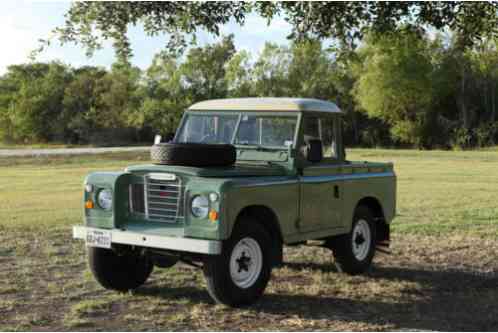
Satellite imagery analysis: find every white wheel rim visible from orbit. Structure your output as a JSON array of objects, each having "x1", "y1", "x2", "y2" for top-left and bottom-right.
[
  {"x1": 229, "y1": 237, "x2": 263, "y2": 289},
  {"x1": 352, "y1": 219, "x2": 372, "y2": 261}
]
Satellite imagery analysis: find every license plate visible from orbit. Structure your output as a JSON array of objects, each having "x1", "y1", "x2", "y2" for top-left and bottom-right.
[{"x1": 86, "y1": 229, "x2": 112, "y2": 249}]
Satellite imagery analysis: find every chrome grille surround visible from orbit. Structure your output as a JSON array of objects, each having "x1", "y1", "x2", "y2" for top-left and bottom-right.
[{"x1": 143, "y1": 173, "x2": 184, "y2": 223}]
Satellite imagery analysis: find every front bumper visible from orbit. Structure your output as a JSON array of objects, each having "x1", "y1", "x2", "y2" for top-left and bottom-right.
[{"x1": 72, "y1": 225, "x2": 222, "y2": 255}]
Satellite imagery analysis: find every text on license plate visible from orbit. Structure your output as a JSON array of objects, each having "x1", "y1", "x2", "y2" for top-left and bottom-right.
[{"x1": 86, "y1": 229, "x2": 112, "y2": 249}]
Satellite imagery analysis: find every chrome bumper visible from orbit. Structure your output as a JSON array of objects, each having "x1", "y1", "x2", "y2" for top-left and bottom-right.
[{"x1": 72, "y1": 225, "x2": 222, "y2": 255}]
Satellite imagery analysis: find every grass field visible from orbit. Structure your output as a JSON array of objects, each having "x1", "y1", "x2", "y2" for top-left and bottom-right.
[{"x1": 1, "y1": 149, "x2": 498, "y2": 331}]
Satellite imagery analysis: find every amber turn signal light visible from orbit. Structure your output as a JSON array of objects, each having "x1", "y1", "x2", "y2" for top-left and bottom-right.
[
  {"x1": 85, "y1": 200, "x2": 94, "y2": 209},
  {"x1": 208, "y1": 209, "x2": 218, "y2": 222}
]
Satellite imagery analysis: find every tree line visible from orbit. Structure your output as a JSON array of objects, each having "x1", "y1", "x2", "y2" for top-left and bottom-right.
[{"x1": 2, "y1": 29, "x2": 498, "y2": 149}]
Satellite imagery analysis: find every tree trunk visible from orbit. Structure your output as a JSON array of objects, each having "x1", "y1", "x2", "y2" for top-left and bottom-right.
[
  {"x1": 460, "y1": 65, "x2": 469, "y2": 129},
  {"x1": 492, "y1": 80, "x2": 496, "y2": 123}
]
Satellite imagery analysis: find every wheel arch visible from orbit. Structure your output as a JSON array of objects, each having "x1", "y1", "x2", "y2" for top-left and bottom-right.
[
  {"x1": 355, "y1": 196, "x2": 389, "y2": 243},
  {"x1": 232, "y1": 205, "x2": 284, "y2": 266}
]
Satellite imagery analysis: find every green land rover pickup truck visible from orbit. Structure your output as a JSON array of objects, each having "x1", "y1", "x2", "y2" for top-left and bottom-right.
[{"x1": 73, "y1": 98, "x2": 396, "y2": 307}]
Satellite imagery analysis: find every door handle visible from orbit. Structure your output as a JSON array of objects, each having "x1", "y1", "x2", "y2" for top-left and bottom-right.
[{"x1": 334, "y1": 185, "x2": 340, "y2": 198}]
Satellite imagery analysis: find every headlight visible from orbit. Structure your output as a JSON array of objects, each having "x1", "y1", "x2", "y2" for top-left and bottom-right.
[
  {"x1": 191, "y1": 195, "x2": 209, "y2": 218},
  {"x1": 97, "y1": 189, "x2": 113, "y2": 210}
]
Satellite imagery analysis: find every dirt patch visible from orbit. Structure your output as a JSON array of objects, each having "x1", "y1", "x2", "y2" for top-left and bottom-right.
[{"x1": 1, "y1": 229, "x2": 497, "y2": 331}]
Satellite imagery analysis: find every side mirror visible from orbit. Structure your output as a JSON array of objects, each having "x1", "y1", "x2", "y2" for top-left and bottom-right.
[
  {"x1": 306, "y1": 139, "x2": 323, "y2": 163},
  {"x1": 154, "y1": 134, "x2": 162, "y2": 145}
]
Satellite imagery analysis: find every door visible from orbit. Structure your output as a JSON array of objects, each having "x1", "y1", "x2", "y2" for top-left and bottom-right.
[{"x1": 299, "y1": 115, "x2": 343, "y2": 232}]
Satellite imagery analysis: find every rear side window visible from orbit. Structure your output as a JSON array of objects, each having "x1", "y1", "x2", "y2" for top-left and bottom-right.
[{"x1": 302, "y1": 116, "x2": 337, "y2": 159}]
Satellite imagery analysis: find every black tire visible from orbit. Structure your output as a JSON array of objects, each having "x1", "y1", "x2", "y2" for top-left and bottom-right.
[
  {"x1": 150, "y1": 143, "x2": 236, "y2": 167},
  {"x1": 203, "y1": 221, "x2": 272, "y2": 307},
  {"x1": 332, "y1": 205, "x2": 377, "y2": 275},
  {"x1": 88, "y1": 247, "x2": 153, "y2": 292}
]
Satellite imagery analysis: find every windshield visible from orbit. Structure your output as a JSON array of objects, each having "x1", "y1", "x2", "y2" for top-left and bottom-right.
[
  {"x1": 176, "y1": 114, "x2": 239, "y2": 144},
  {"x1": 234, "y1": 115, "x2": 296, "y2": 147},
  {"x1": 175, "y1": 113, "x2": 298, "y2": 148}
]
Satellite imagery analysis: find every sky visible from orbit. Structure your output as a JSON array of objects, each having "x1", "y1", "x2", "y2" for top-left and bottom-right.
[{"x1": 0, "y1": 1, "x2": 295, "y2": 75}]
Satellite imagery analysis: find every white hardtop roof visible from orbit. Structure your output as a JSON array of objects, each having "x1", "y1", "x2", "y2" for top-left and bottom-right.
[{"x1": 188, "y1": 98, "x2": 342, "y2": 114}]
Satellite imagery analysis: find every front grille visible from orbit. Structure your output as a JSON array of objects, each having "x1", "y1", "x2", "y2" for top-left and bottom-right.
[{"x1": 144, "y1": 174, "x2": 184, "y2": 223}]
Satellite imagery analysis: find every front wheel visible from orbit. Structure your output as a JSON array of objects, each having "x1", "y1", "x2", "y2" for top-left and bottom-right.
[
  {"x1": 332, "y1": 205, "x2": 377, "y2": 274},
  {"x1": 88, "y1": 246, "x2": 153, "y2": 292},
  {"x1": 203, "y1": 221, "x2": 272, "y2": 307}
]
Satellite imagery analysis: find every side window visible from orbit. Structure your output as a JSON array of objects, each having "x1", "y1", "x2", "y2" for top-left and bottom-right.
[
  {"x1": 303, "y1": 117, "x2": 320, "y2": 142},
  {"x1": 302, "y1": 116, "x2": 337, "y2": 159}
]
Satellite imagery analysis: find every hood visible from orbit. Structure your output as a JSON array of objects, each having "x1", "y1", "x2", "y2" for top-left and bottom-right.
[{"x1": 125, "y1": 162, "x2": 288, "y2": 178}]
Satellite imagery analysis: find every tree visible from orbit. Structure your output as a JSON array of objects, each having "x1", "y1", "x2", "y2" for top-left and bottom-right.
[
  {"x1": 225, "y1": 50, "x2": 254, "y2": 98},
  {"x1": 136, "y1": 37, "x2": 237, "y2": 135},
  {"x1": 353, "y1": 30, "x2": 435, "y2": 148},
  {"x1": 253, "y1": 43, "x2": 290, "y2": 97},
  {"x1": 93, "y1": 62, "x2": 142, "y2": 130},
  {"x1": 41, "y1": 2, "x2": 498, "y2": 62},
  {"x1": 180, "y1": 35, "x2": 236, "y2": 101},
  {"x1": 62, "y1": 66, "x2": 107, "y2": 142},
  {"x1": 0, "y1": 63, "x2": 72, "y2": 142},
  {"x1": 286, "y1": 39, "x2": 337, "y2": 99},
  {"x1": 137, "y1": 51, "x2": 186, "y2": 135}
]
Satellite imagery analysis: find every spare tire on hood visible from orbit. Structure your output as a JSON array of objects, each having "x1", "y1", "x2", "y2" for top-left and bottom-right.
[{"x1": 150, "y1": 142, "x2": 236, "y2": 167}]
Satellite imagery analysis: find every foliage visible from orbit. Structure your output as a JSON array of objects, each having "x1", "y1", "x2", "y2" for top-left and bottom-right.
[
  {"x1": 36, "y1": 2, "x2": 498, "y2": 62},
  {"x1": 180, "y1": 35, "x2": 236, "y2": 101},
  {"x1": 225, "y1": 50, "x2": 254, "y2": 98},
  {"x1": 353, "y1": 30, "x2": 435, "y2": 147},
  {"x1": 253, "y1": 43, "x2": 291, "y2": 97},
  {"x1": 0, "y1": 63, "x2": 71, "y2": 142},
  {"x1": 5, "y1": 31, "x2": 498, "y2": 148}
]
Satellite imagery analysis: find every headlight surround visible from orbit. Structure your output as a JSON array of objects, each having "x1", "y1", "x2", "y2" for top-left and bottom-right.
[
  {"x1": 191, "y1": 195, "x2": 209, "y2": 218},
  {"x1": 97, "y1": 189, "x2": 113, "y2": 210}
]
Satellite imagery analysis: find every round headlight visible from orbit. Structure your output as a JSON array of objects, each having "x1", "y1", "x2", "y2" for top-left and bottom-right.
[
  {"x1": 97, "y1": 189, "x2": 113, "y2": 210},
  {"x1": 191, "y1": 195, "x2": 209, "y2": 218}
]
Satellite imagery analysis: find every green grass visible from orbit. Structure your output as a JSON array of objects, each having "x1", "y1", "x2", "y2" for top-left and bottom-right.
[
  {"x1": 0, "y1": 152, "x2": 150, "y2": 230},
  {"x1": 1, "y1": 149, "x2": 498, "y2": 330},
  {"x1": 348, "y1": 148, "x2": 498, "y2": 236}
]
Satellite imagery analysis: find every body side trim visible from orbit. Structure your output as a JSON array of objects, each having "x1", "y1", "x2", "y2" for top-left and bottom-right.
[{"x1": 233, "y1": 172, "x2": 394, "y2": 188}]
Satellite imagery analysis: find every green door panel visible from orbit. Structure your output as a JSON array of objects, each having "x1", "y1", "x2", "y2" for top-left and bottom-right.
[{"x1": 299, "y1": 175, "x2": 343, "y2": 232}]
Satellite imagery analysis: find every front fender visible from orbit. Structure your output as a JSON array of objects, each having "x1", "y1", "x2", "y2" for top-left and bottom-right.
[{"x1": 84, "y1": 171, "x2": 131, "y2": 229}]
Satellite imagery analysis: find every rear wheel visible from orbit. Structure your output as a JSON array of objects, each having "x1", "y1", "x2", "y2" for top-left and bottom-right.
[
  {"x1": 203, "y1": 221, "x2": 272, "y2": 307},
  {"x1": 332, "y1": 205, "x2": 377, "y2": 274},
  {"x1": 88, "y1": 246, "x2": 153, "y2": 292}
]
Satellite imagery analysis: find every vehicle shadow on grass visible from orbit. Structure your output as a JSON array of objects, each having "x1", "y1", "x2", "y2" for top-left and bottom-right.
[
  {"x1": 136, "y1": 284, "x2": 212, "y2": 304},
  {"x1": 277, "y1": 261, "x2": 498, "y2": 331},
  {"x1": 136, "y1": 262, "x2": 498, "y2": 331},
  {"x1": 135, "y1": 262, "x2": 498, "y2": 331}
]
